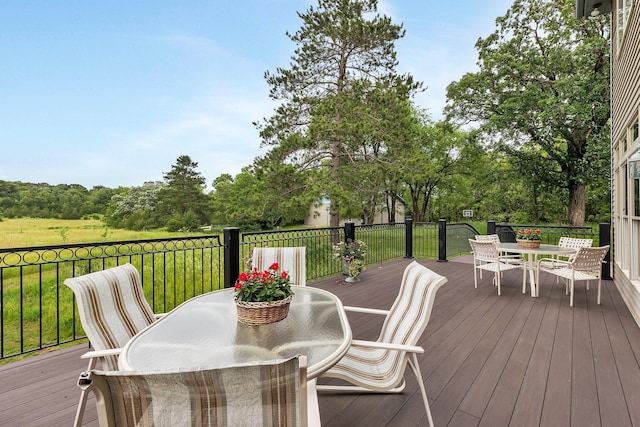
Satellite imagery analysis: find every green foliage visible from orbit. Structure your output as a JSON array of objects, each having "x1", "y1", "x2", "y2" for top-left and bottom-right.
[
  {"x1": 0, "y1": 180, "x2": 115, "y2": 219},
  {"x1": 445, "y1": 0, "x2": 610, "y2": 226},
  {"x1": 160, "y1": 155, "x2": 210, "y2": 225},
  {"x1": 255, "y1": 0, "x2": 422, "y2": 226}
]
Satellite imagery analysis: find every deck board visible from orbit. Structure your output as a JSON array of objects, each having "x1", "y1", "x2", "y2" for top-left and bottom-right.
[{"x1": 1, "y1": 256, "x2": 639, "y2": 427}]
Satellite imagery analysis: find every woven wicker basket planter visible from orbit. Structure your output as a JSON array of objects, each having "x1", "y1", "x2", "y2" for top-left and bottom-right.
[
  {"x1": 516, "y1": 239, "x2": 541, "y2": 249},
  {"x1": 235, "y1": 295, "x2": 293, "y2": 325}
]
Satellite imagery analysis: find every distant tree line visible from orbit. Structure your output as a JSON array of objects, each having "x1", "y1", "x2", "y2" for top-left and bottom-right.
[{"x1": 0, "y1": 181, "x2": 115, "y2": 220}]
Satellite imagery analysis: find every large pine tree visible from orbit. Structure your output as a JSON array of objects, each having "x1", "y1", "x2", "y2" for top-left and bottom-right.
[{"x1": 256, "y1": 0, "x2": 421, "y2": 226}]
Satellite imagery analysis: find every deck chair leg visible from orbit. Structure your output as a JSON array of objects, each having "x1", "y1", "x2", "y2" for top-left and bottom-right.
[
  {"x1": 74, "y1": 358, "x2": 97, "y2": 427},
  {"x1": 408, "y1": 354, "x2": 434, "y2": 427},
  {"x1": 597, "y1": 278, "x2": 601, "y2": 305},
  {"x1": 473, "y1": 267, "x2": 478, "y2": 289},
  {"x1": 570, "y1": 279, "x2": 575, "y2": 307}
]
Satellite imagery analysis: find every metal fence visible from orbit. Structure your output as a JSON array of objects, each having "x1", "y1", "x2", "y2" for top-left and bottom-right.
[
  {"x1": 0, "y1": 219, "x2": 611, "y2": 361},
  {"x1": 0, "y1": 236, "x2": 223, "y2": 360}
]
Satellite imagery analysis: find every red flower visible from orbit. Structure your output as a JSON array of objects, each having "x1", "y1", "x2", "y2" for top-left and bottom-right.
[
  {"x1": 280, "y1": 271, "x2": 288, "y2": 279},
  {"x1": 269, "y1": 262, "x2": 279, "y2": 271},
  {"x1": 234, "y1": 281, "x2": 242, "y2": 290}
]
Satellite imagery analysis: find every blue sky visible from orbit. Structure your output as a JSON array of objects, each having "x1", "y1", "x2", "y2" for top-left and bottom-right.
[{"x1": 1, "y1": 0, "x2": 513, "y2": 189}]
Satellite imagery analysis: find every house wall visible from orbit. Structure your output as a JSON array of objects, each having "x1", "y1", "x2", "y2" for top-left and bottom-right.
[
  {"x1": 611, "y1": 0, "x2": 640, "y2": 326},
  {"x1": 304, "y1": 201, "x2": 405, "y2": 227}
]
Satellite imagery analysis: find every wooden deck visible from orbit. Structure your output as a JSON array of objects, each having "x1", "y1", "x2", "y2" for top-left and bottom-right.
[{"x1": 1, "y1": 257, "x2": 640, "y2": 426}]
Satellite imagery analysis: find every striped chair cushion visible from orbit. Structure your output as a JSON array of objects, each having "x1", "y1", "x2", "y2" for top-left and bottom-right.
[
  {"x1": 252, "y1": 247, "x2": 307, "y2": 287},
  {"x1": 95, "y1": 357, "x2": 304, "y2": 427},
  {"x1": 323, "y1": 261, "x2": 447, "y2": 390},
  {"x1": 64, "y1": 264, "x2": 156, "y2": 370}
]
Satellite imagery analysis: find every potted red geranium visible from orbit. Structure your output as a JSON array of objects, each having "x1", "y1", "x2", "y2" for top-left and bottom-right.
[{"x1": 234, "y1": 262, "x2": 293, "y2": 325}]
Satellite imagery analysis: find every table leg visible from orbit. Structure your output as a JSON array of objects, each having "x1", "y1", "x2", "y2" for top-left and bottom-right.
[
  {"x1": 523, "y1": 254, "x2": 538, "y2": 298},
  {"x1": 308, "y1": 378, "x2": 322, "y2": 426}
]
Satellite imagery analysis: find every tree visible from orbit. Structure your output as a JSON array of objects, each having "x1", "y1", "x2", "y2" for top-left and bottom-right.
[
  {"x1": 445, "y1": 0, "x2": 610, "y2": 226},
  {"x1": 160, "y1": 155, "x2": 210, "y2": 226},
  {"x1": 255, "y1": 0, "x2": 421, "y2": 227},
  {"x1": 106, "y1": 181, "x2": 165, "y2": 230}
]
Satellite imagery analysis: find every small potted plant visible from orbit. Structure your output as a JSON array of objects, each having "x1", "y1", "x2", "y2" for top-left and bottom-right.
[
  {"x1": 516, "y1": 228, "x2": 542, "y2": 248},
  {"x1": 234, "y1": 262, "x2": 293, "y2": 325},
  {"x1": 333, "y1": 239, "x2": 367, "y2": 282}
]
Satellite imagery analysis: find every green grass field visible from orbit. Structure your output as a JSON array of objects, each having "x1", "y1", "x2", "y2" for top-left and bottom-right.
[{"x1": 0, "y1": 217, "x2": 207, "y2": 248}]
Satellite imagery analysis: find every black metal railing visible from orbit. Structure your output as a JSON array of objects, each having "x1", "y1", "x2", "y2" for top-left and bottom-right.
[
  {"x1": 0, "y1": 219, "x2": 611, "y2": 361},
  {"x1": 0, "y1": 236, "x2": 223, "y2": 360}
]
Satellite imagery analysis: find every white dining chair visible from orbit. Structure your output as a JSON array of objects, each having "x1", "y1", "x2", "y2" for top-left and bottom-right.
[
  {"x1": 469, "y1": 239, "x2": 526, "y2": 295},
  {"x1": 537, "y1": 246, "x2": 609, "y2": 306}
]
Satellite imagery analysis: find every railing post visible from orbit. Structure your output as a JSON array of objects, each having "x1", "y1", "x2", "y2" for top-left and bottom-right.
[
  {"x1": 405, "y1": 218, "x2": 413, "y2": 259},
  {"x1": 438, "y1": 219, "x2": 447, "y2": 262},
  {"x1": 345, "y1": 222, "x2": 355, "y2": 242},
  {"x1": 487, "y1": 221, "x2": 496, "y2": 235},
  {"x1": 223, "y1": 227, "x2": 240, "y2": 288},
  {"x1": 599, "y1": 222, "x2": 611, "y2": 279}
]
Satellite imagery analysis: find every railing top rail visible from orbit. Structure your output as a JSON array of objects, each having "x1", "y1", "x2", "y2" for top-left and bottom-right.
[
  {"x1": 496, "y1": 224, "x2": 593, "y2": 231},
  {"x1": 0, "y1": 234, "x2": 222, "y2": 254},
  {"x1": 241, "y1": 226, "x2": 340, "y2": 238}
]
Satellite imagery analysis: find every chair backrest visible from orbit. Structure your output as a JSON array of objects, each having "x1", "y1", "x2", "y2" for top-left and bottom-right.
[
  {"x1": 558, "y1": 237, "x2": 593, "y2": 249},
  {"x1": 468, "y1": 239, "x2": 499, "y2": 263},
  {"x1": 375, "y1": 262, "x2": 447, "y2": 383},
  {"x1": 64, "y1": 264, "x2": 156, "y2": 370},
  {"x1": 475, "y1": 234, "x2": 500, "y2": 244},
  {"x1": 571, "y1": 246, "x2": 610, "y2": 275},
  {"x1": 84, "y1": 356, "x2": 307, "y2": 427},
  {"x1": 252, "y1": 247, "x2": 307, "y2": 286},
  {"x1": 558, "y1": 237, "x2": 593, "y2": 260}
]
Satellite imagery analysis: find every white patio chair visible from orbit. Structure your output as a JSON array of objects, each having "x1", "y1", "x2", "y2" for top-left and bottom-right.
[
  {"x1": 536, "y1": 245, "x2": 609, "y2": 306},
  {"x1": 538, "y1": 237, "x2": 593, "y2": 284},
  {"x1": 475, "y1": 234, "x2": 521, "y2": 266},
  {"x1": 469, "y1": 239, "x2": 526, "y2": 295},
  {"x1": 64, "y1": 263, "x2": 162, "y2": 427},
  {"x1": 77, "y1": 356, "x2": 308, "y2": 427},
  {"x1": 317, "y1": 261, "x2": 447, "y2": 427},
  {"x1": 252, "y1": 246, "x2": 307, "y2": 286}
]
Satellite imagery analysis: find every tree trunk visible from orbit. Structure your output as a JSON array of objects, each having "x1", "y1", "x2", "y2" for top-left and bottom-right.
[{"x1": 568, "y1": 182, "x2": 586, "y2": 226}]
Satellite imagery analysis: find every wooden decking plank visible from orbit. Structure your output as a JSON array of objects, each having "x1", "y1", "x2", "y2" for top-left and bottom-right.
[
  {"x1": 429, "y1": 285, "x2": 525, "y2": 426},
  {"x1": 598, "y1": 277, "x2": 640, "y2": 426},
  {"x1": 587, "y1": 286, "x2": 633, "y2": 427},
  {"x1": 427, "y1": 283, "x2": 518, "y2": 398},
  {"x1": 509, "y1": 273, "x2": 562, "y2": 426},
  {"x1": 540, "y1": 277, "x2": 574, "y2": 427},
  {"x1": 570, "y1": 284, "x2": 601, "y2": 427},
  {"x1": 476, "y1": 278, "x2": 549, "y2": 427},
  {"x1": 457, "y1": 293, "x2": 534, "y2": 419}
]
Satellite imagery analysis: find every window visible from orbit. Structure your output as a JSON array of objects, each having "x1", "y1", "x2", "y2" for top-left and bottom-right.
[{"x1": 617, "y1": 0, "x2": 634, "y2": 49}]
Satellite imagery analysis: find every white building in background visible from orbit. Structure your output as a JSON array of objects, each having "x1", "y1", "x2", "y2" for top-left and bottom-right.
[
  {"x1": 577, "y1": 0, "x2": 640, "y2": 325},
  {"x1": 304, "y1": 197, "x2": 406, "y2": 227}
]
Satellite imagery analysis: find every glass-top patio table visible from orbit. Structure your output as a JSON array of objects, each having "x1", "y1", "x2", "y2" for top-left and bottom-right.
[
  {"x1": 118, "y1": 286, "x2": 352, "y2": 380},
  {"x1": 497, "y1": 243, "x2": 576, "y2": 298}
]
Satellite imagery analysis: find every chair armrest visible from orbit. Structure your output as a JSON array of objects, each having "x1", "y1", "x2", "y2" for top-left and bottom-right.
[
  {"x1": 344, "y1": 306, "x2": 390, "y2": 316},
  {"x1": 537, "y1": 258, "x2": 571, "y2": 267},
  {"x1": 350, "y1": 339, "x2": 424, "y2": 354},
  {"x1": 80, "y1": 348, "x2": 122, "y2": 360}
]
